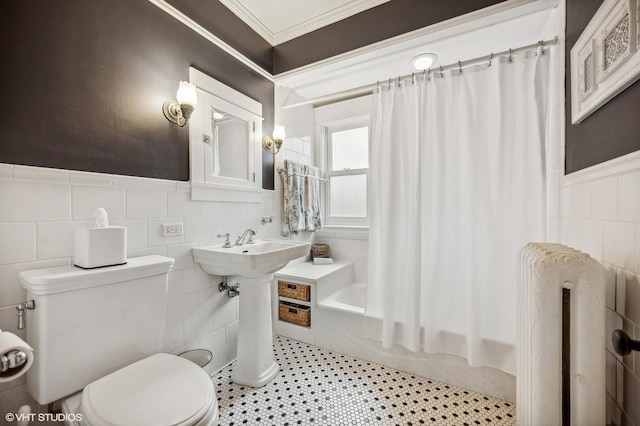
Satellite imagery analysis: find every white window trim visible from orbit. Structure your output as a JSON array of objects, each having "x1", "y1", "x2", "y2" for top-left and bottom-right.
[
  {"x1": 315, "y1": 225, "x2": 369, "y2": 240},
  {"x1": 321, "y1": 115, "x2": 370, "y2": 227}
]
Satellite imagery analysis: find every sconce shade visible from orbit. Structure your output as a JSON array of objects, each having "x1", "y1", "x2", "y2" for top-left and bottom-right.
[
  {"x1": 262, "y1": 125, "x2": 286, "y2": 155},
  {"x1": 273, "y1": 125, "x2": 286, "y2": 141},
  {"x1": 176, "y1": 81, "x2": 197, "y2": 107},
  {"x1": 163, "y1": 81, "x2": 198, "y2": 127}
]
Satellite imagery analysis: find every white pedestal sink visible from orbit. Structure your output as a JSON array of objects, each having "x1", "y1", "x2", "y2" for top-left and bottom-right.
[{"x1": 193, "y1": 239, "x2": 310, "y2": 387}]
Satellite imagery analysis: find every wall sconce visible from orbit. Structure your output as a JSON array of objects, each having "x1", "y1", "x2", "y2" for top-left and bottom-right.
[
  {"x1": 262, "y1": 125, "x2": 285, "y2": 155},
  {"x1": 163, "y1": 81, "x2": 198, "y2": 127}
]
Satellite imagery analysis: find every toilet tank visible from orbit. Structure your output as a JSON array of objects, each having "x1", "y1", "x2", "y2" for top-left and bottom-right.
[{"x1": 19, "y1": 255, "x2": 174, "y2": 405}]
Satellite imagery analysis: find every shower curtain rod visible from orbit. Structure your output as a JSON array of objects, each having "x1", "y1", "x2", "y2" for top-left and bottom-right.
[{"x1": 282, "y1": 36, "x2": 558, "y2": 110}]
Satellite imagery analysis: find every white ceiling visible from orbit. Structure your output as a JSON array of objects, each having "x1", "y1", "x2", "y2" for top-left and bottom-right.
[
  {"x1": 152, "y1": 0, "x2": 561, "y2": 105},
  {"x1": 219, "y1": 0, "x2": 390, "y2": 46},
  {"x1": 275, "y1": 0, "x2": 561, "y2": 104}
]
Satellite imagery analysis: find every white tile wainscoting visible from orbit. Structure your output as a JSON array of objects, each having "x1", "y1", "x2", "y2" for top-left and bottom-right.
[
  {"x1": 561, "y1": 150, "x2": 640, "y2": 426},
  {"x1": 0, "y1": 163, "x2": 282, "y2": 415}
]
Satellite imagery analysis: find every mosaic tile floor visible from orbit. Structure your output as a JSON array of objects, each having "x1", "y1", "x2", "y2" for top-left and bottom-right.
[{"x1": 214, "y1": 335, "x2": 516, "y2": 425}]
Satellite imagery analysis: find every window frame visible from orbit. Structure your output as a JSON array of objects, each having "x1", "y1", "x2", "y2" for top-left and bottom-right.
[{"x1": 322, "y1": 115, "x2": 370, "y2": 227}]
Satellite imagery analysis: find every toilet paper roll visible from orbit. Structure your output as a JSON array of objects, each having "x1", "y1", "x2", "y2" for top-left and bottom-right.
[{"x1": 0, "y1": 332, "x2": 33, "y2": 383}]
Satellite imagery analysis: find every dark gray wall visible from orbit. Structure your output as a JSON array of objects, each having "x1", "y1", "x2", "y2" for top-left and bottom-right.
[
  {"x1": 167, "y1": 0, "x2": 505, "y2": 75},
  {"x1": 8, "y1": 0, "x2": 607, "y2": 184},
  {"x1": 273, "y1": 0, "x2": 504, "y2": 74},
  {"x1": 167, "y1": 0, "x2": 273, "y2": 72},
  {"x1": 566, "y1": 0, "x2": 640, "y2": 174},
  {"x1": 0, "y1": 0, "x2": 275, "y2": 186}
]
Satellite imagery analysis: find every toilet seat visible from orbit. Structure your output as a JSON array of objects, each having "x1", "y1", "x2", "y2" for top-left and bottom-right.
[{"x1": 81, "y1": 353, "x2": 216, "y2": 426}]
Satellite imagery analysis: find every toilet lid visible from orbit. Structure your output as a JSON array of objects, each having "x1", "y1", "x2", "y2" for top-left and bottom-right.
[{"x1": 82, "y1": 353, "x2": 214, "y2": 426}]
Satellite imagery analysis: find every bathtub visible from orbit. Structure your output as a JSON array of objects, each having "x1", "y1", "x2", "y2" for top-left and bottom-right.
[
  {"x1": 317, "y1": 283, "x2": 365, "y2": 314},
  {"x1": 315, "y1": 284, "x2": 516, "y2": 402}
]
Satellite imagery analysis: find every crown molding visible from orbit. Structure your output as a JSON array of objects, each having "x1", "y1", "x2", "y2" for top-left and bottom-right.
[
  {"x1": 148, "y1": 0, "x2": 273, "y2": 81},
  {"x1": 219, "y1": 0, "x2": 391, "y2": 46},
  {"x1": 150, "y1": 0, "x2": 557, "y2": 92},
  {"x1": 274, "y1": 0, "x2": 556, "y2": 83}
]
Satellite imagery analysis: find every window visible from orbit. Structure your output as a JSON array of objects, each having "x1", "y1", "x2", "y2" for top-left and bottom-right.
[{"x1": 324, "y1": 117, "x2": 370, "y2": 226}]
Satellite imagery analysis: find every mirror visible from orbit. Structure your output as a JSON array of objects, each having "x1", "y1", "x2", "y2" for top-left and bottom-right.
[
  {"x1": 207, "y1": 105, "x2": 248, "y2": 181},
  {"x1": 188, "y1": 67, "x2": 263, "y2": 202}
]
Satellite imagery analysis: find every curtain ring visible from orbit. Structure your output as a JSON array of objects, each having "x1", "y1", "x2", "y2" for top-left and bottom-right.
[
  {"x1": 397, "y1": 76, "x2": 401, "y2": 87},
  {"x1": 458, "y1": 61, "x2": 463, "y2": 74},
  {"x1": 439, "y1": 65, "x2": 444, "y2": 78},
  {"x1": 376, "y1": 81, "x2": 380, "y2": 93},
  {"x1": 427, "y1": 68, "x2": 431, "y2": 81},
  {"x1": 411, "y1": 72, "x2": 415, "y2": 84},
  {"x1": 538, "y1": 40, "x2": 545, "y2": 55},
  {"x1": 488, "y1": 53, "x2": 494, "y2": 67},
  {"x1": 508, "y1": 48, "x2": 513, "y2": 63},
  {"x1": 388, "y1": 78, "x2": 391, "y2": 89}
]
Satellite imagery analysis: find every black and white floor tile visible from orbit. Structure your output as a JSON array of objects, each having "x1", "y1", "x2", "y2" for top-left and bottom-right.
[{"x1": 214, "y1": 335, "x2": 516, "y2": 425}]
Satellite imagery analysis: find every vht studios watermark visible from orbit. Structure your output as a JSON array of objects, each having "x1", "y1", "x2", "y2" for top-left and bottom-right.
[{"x1": 5, "y1": 412, "x2": 83, "y2": 423}]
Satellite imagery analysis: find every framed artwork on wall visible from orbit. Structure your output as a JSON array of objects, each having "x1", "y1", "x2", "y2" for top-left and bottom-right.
[{"x1": 571, "y1": 0, "x2": 640, "y2": 123}]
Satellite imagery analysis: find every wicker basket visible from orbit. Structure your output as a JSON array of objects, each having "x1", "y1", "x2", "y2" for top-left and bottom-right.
[
  {"x1": 278, "y1": 281, "x2": 311, "y2": 301},
  {"x1": 279, "y1": 301, "x2": 311, "y2": 327},
  {"x1": 311, "y1": 244, "x2": 330, "y2": 259}
]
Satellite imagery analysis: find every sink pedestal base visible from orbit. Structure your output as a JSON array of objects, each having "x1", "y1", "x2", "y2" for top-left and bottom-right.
[{"x1": 231, "y1": 273, "x2": 279, "y2": 387}]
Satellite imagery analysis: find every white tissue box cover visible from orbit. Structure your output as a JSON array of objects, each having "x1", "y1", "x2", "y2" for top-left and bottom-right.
[{"x1": 74, "y1": 227, "x2": 127, "y2": 268}]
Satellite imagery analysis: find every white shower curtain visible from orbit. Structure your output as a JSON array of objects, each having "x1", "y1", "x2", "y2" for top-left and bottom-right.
[{"x1": 366, "y1": 46, "x2": 561, "y2": 374}]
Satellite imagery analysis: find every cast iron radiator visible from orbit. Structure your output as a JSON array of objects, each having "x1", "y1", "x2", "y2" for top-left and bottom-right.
[{"x1": 517, "y1": 243, "x2": 605, "y2": 425}]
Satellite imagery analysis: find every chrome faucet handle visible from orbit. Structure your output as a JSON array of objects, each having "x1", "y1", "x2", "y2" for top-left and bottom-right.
[{"x1": 217, "y1": 233, "x2": 232, "y2": 248}]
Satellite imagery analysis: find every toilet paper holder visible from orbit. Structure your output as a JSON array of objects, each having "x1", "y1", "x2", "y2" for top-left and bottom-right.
[
  {"x1": 0, "y1": 349, "x2": 29, "y2": 374},
  {"x1": 0, "y1": 329, "x2": 34, "y2": 383},
  {"x1": 0, "y1": 329, "x2": 31, "y2": 375}
]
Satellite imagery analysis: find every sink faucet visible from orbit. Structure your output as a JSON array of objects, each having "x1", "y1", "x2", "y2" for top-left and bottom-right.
[{"x1": 235, "y1": 229, "x2": 256, "y2": 246}]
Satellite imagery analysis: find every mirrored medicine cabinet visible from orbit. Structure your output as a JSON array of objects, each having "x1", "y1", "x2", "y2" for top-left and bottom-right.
[{"x1": 188, "y1": 67, "x2": 264, "y2": 202}]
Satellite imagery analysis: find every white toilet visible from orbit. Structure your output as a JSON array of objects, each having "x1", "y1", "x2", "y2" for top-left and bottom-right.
[{"x1": 19, "y1": 255, "x2": 219, "y2": 426}]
